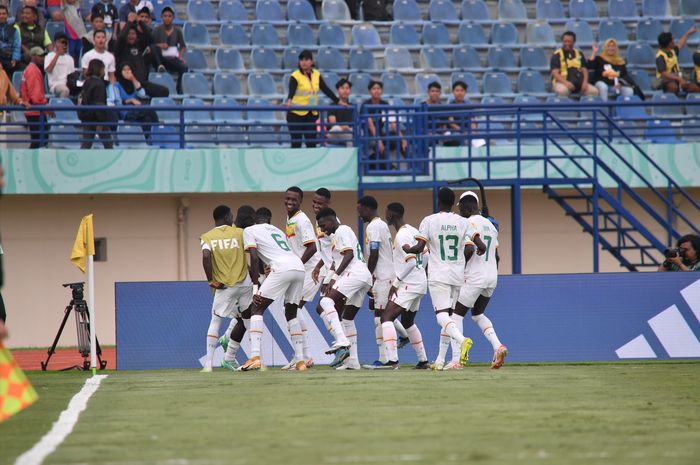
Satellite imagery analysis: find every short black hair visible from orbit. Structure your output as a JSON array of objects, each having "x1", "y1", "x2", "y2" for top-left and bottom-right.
[
  {"x1": 91, "y1": 12, "x2": 105, "y2": 20},
  {"x1": 437, "y1": 186, "x2": 455, "y2": 207},
  {"x1": 256, "y1": 207, "x2": 272, "y2": 223},
  {"x1": 235, "y1": 205, "x2": 256, "y2": 227},
  {"x1": 658, "y1": 32, "x2": 673, "y2": 48},
  {"x1": 0, "y1": 5, "x2": 8, "y2": 12},
  {"x1": 335, "y1": 78, "x2": 351, "y2": 89},
  {"x1": 298, "y1": 49, "x2": 313, "y2": 61},
  {"x1": 368, "y1": 80, "x2": 383, "y2": 91},
  {"x1": 54, "y1": 31, "x2": 68, "y2": 42},
  {"x1": 459, "y1": 195, "x2": 479, "y2": 210},
  {"x1": 315, "y1": 187, "x2": 331, "y2": 200},
  {"x1": 428, "y1": 81, "x2": 441, "y2": 91},
  {"x1": 213, "y1": 205, "x2": 231, "y2": 221},
  {"x1": 316, "y1": 207, "x2": 336, "y2": 221},
  {"x1": 93, "y1": 29, "x2": 107, "y2": 38},
  {"x1": 678, "y1": 234, "x2": 700, "y2": 253},
  {"x1": 161, "y1": 6, "x2": 174, "y2": 15},
  {"x1": 357, "y1": 195, "x2": 378, "y2": 209},
  {"x1": 286, "y1": 186, "x2": 303, "y2": 199},
  {"x1": 387, "y1": 202, "x2": 404, "y2": 217},
  {"x1": 137, "y1": 7, "x2": 151, "y2": 15},
  {"x1": 562, "y1": 31, "x2": 576, "y2": 42},
  {"x1": 452, "y1": 81, "x2": 467, "y2": 91},
  {"x1": 23, "y1": 5, "x2": 38, "y2": 16}
]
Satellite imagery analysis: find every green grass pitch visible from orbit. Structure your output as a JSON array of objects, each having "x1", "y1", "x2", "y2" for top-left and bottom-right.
[{"x1": 2, "y1": 362, "x2": 700, "y2": 465}]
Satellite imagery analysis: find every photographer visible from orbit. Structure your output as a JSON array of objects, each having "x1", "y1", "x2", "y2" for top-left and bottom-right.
[{"x1": 658, "y1": 234, "x2": 700, "y2": 272}]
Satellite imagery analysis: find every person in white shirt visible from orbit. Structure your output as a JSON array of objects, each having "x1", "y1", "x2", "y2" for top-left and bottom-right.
[
  {"x1": 44, "y1": 32, "x2": 74, "y2": 98},
  {"x1": 238, "y1": 206, "x2": 307, "y2": 372},
  {"x1": 80, "y1": 30, "x2": 116, "y2": 84},
  {"x1": 403, "y1": 187, "x2": 486, "y2": 370},
  {"x1": 357, "y1": 195, "x2": 410, "y2": 368},
  {"x1": 316, "y1": 207, "x2": 373, "y2": 370},
  {"x1": 375, "y1": 202, "x2": 430, "y2": 369}
]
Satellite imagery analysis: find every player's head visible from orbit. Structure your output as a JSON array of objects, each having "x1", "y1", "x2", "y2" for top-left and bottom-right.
[
  {"x1": 437, "y1": 187, "x2": 455, "y2": 211},
  {"x1": 458, "y1": 191, "x2": 480, "y2": 217},
  {"x1": 284, "y1": 186, "x2": 303, "y2": 215},
  {"x1": 385, "y1": 202, "x2": 404, "y2": 228},
  {"x1": 255, "y1": 207, "x2": 272, "y2": 224},
  {"x1": 235, "y1": 205, "x2": 256, "y2": 228},
  {"x1": 316, "y1": 207, "x2": 339, "y2": 234},
  {"x1": 212, "y1": 205, "x2": 233, "y2": 225},
  {"x1": 312, "y1": 187, "x2": 331, "y2": 214},
  {"x1": 357, "y1": 195, "x2": 378, "y2": 222}
]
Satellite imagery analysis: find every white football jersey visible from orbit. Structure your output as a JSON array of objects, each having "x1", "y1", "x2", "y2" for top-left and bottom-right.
[
  {"x1": 315, "y1": 216, "x2": 340, "y2": 272},
  {"x1": 364, "y1": 217, "x2": 396, "y2": 281},
  {"x1": 417, "y1": 212, "x2": 477, "y2": 286},
  {"x1": 243, "y1": 224, "x2": 304, "y2": 273},
  {"x1": 331, "y1": 224, "x2": 372, "y2": 284},
  {"x1": 464, "y1": 215, "x2": 499, "y2": 286},
  {"x1": 393, "y1": 224, "x2": 427, "y2": 287},
  {"x1": 285, "y1": 210, "x2": 320, "y2": 271}
]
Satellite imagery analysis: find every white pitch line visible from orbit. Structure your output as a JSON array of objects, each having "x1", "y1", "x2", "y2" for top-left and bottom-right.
[{"x1": 14, "y1": 375, "x2": 108, "y2": 465}]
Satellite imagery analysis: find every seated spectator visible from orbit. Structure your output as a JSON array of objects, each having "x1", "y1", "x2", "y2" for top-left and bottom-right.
[
  {"x1": 15, "y1": 0, "x2": 47, "y2": 29},
  {"x1": 363, "y1": 80, "x2": 407, "y2": 170},
  {"x1": 15, "y1": 5, "x2": 53, "y2": 64},
  {"x1": 362, "y1": 0, "x2": 391, "y2": 21},
  {"x1": 47, "y1": 0, "x2": 63, "y2": 21},
  {"x1": 90, "y1": 0, "x2": 118, "y2": 37},
  {"x1": 424, "y1": 81, "x2": 450, "y2": 142},
  {"x1": 115, "y1": 21, "x2": 166, "y2": 97},
  {"x1": 0, "y1": 67, "x2": 23, "y2": 107},
  {"x1": 78, "y1": 58, "x2": 116, "y2": 148},
  {"x1": 551, "y1": 31, "x2": 598, "y2": 97},
  {"x1": 81, "y1": 29, "x2": 116, "y2": 83},
  {"x1": 445, "y1": 81, "x2": 476, "y2": 146},
  {"x1": 44, "y1": 31, "x2": 74, "y2": 97},
  {"x1": 20, "y1": 46, "x2": 48, "y2": 148},
  {"x1": 115, "y1": 62, "x2": 157, "y2": 139},
  {"x1": 327, "y1": 78, "x2": 353, "y2": 147},
  {"x1": 0, "y1": 5, "x2": 21, "y2": 76},
  {"x1": 135, "y1": 7, "x2": 156, "y2": 71},
  {"x1": 82, "y1": 13, "x2": 115, "y2": 54},
  {"x1": 588, "y1": 39, "x2": 638, "y2": 101},
  {"x1": 655, "y1": 30, "x2": 700, "y2": 95},
  {"x1": 119, "y1": 0, "x2": 153, "y2": 32},
  {"x1": 152, "y1": 7, "x2": 187, "y2": 93},
  {"x1": 62, "y1": 0, "x2": 86, "y2": 66}
]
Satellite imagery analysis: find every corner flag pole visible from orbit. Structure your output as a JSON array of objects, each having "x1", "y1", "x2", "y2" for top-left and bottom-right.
[{"x1": 87, "y1": 254, "x2": 96, "y2": 376}]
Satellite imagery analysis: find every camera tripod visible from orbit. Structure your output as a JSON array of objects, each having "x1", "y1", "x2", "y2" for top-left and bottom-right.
[{"x1": 41, "y1": 283, "x2": 107, "y2": 371}]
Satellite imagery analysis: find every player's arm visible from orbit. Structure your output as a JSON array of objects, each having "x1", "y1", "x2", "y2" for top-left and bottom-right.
[
  {"x1": 312, "y1": 258, "x2": 324, "y2": 283},
  {"x1": 247, "y1": 248, "x2": 261, "y2": 285},
  {"x1": 464, "y1": 243, "x2": 475, "y2": 263},
  {"x1": 467, "y1": 234, "x2": 487, "y2": 257},
  {"x1": 403, "y1": 238, "x2": 426, "y2": 255},
  {"x1": 335, "y1": 248, "x2": 354, "y2": 276},
  {"x1": 495, "y1": 247, "x2": 500, "y2": 268},
  {"x1": 367, "y1": 246, "x2": 379, "y2": 275},
  {"x1": 300, "y1": 241, "x2": 317, "y2": 264},
  {"x1": 201, "y1": 242, "x2": 224, "y2": 289}
]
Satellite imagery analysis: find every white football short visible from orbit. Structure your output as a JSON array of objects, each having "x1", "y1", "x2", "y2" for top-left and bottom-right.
[
  {"x1": 428, "y1": 281, "x2": 460, "y2": 311},
  {"x1": 370, "y1": 278, "x2": 393, "y2": 310},
  {"x1": 301, "y1": 271, "x2": 322, "y2": 302},
  {"x1": 333, "y1": 273, "x2": 372, "y2": 308},
  {"x1": 212, "y1": 278, "x2": 253, "y2": 318},
  {"x1": 390, "y1": 282, "x2": 426, "y2": 312},
  {"x1": 458, "y1": 283, "x2": 496, "y2": 307},
  {"x1": 259, "y1": 269, "x2": 305, "y2": 305}
]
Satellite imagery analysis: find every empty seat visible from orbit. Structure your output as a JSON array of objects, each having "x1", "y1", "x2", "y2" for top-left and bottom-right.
[
  {"x1": 536, "y1": 0, "x2": 565, "y2": 20},
  {"x1": 183, "y1": 97, "x2": 211, "y2": 123},
  {"x1": 252, "y1": 23, "x2": 280, "y2": 46},
  {"x1": 320, "y1": 72, "x2": 340, "y2": 89},
  {"x1": 349, "y1": 72, "x2": 372, "y2": 95},
  {"x1": 636, "y1": 18, "x2": 663, "y2": 43},
  {"x1": 220, "y1": 24, "x2": 248, "y2": 46},
  {"x1": 517, "y1": 70, "x2": 547, "y2": 95},
  {"x1": 381, "y1": 72, "x2": 409, "y2": 96},
  {"x1": 626, "y1": 43, "x2": 655, "y2": 69},
  {"x1": 184, "y1": 49, "x2": 210, "y2": 72},
  {"x1": 680, "y1": 0, "x2": 700, "y2": 18},
  {"x1": 283, "y1": 46, "x2": 303, "y2": 69},
  {"x1": 678, "y1": 46, "x2": 693, "y2": 68},
  {"x1": 393, "y1": 0, "x2": 423, "y2": 21},
  {"x1": 498, "y1": 0, "x2": 527, "y2": 21},
  {"x1": 151, "y1": 124, "x2": 181, "y2": 148},
  {"x1": 256, "y1": 0, "x2": 284, "y2": 21},
  {"x1": 149, "y1": 72, "x2": 177, "y2": 95},
  {"x1": 670, "y1": 19, "x2": 700, "y2": 46},
  {"x1": 429, "y1": 0, "x2": 459, "y2": 21},
  {"x1": 487, "y1": 46, "x2": 517, "y2": 69},
  {"x1": 213, "y1": 72, "x2": 243, "y2": 96},
  {"x1": 564, "y1": 20, "x2": 594, "y2": 46},
  {"x1": 545, "y1": 95, "x2": 577, "y2": 119},
  {"x1": 287, "y1": 23, "x2": 315, "y2": 46},
  {"x1": 49, "y1": 124, "x2": 80, "y2": 148},
  {"x1": 218, "y1": 0, "x2": 248, "y2": 22},
  {"x1": 628, "y1": 69, "x2": 651, "y2": 92},
  {"x1": 453, "y1": 45, "x2": 481, "y2": 69},
  {"x1": 513, "y1": 95, "x2": 542, "y2": 121},
  {"x1": 46, "y1": 21, "x2": 64, "y2": 41},
  {"x1": 526, "y1": 22, "x2": 555, "y2": 46},
  {"x1": 652, "y1": 93, "x2": 684, "y2": 117},
  {"x1": 186, "y1": 0, "x2": 218, "y2": 22},
  {"x1": 615, "y1": 94, "x2": 647, "y2": 120},
  {"x1": 152, "y1": 97, "x2": 179, "y2": 123},
  {"x1": 248, "y1": 72, "x2": 278, "y2": 97},
  {"x1": 685, "y1": 93, "x2": 700, "y2": 116},
  {"x1": 422, "y1": 23, "x2": 451, "y2": 46},
  {"x1": 316, "y1": 47, "x2": 345, "y2": 70},
  {"x1": 216, "y1": 48, "x2": 245, "y2": 71},
  {"x1": 642, "y1": 0, "x2": 670, "y2": 17},
  {"x1": 319, "y1": 23, "x2": 347, "y2": 46},
  {"x1": 352, "y1": 24, "x2": 381, "y2": 47},
  {"x1": 415, "y1": 73, "x2": 442, "y2": 95},
  {"x1": 384, "y1": 46, "x2": 414, "y2": 69},
  {"x1": 451, "y1": 71, "x2": 479, "y2": 94},
  {"x1": 568, "y1": 0, "x2": 598, "y2": 19},
  {"x1": 607, "y1": 0, "x2": 637, "y2": 19},
  {"x1": 117, "y1": 124, "x2": 149, "y2": 148},
  {"x1": 458, "y1": 22, "x2": 488, "y2": 46},
  {"x1": 598, "y1": 19, "x2": 628, "y2": 45},
  {"x1": 183, "y1": 22, "x2": 210, "y2": 46},
  {"x1": 645, "y1": 119, "x2": 678, "y2": 143},
  {"x1": 520, "y1": 47, "x2": 548, "y2": 70},
  {"x1": 460, "y1": 0, "x2": 490, "y2": 21},
  {"x1": 288, "y1": 0, "x2": 317, "y2": 21},
  {"x1": 212, "y1": 97, "x2": 244, "y2": 123},
  {"x1": 48, "y1": 97, "x2": 79, "y2": 123},
  {"x1": 181, "y1": 72, "x2": 211, "y2": 96},
  {"x1": 483, "y1": 71, "x2": 512, "y2": 95},
  {"x1": 491, "y1": 23, "x2": 518, "y2": 45},
  {"x1": 420, "y1": 47, "x2": 450, "y2": 70},
  {"x1": 250, "y1": 48, "x2": 280, "y2": 70},
  {"x1": 246, "y1": 97, "x2": 278, "y2": 123},
  {"x1": 349, "y1": 48, "x2": 375, "y2": 71},
  {"x1": 322, "y1": 0, "x2": 351, "y2": 21},
  {"x1": 390, "y1": 23, "x2": 420, "y2": 45}
]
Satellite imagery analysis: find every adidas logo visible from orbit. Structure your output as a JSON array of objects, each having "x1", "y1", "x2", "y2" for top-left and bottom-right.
[{"x1": 616, "y1": 278, "x2": 700, "y2": 359}]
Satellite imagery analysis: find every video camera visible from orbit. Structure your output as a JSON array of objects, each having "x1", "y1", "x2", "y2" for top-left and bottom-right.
[
  {"x1": 662, "y1": 248, "x2": 684, "y2": 269},
  {"x1": 62, "y1": 282, "x2": 85, "y2": 301}
]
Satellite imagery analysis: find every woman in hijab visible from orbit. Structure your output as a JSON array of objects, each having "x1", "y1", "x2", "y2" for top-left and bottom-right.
[
  {"x1": 588, "y1": 38, "x2": 638, "y2": 101},
  {"x1": 114, "y1": 62, "x2": 158, "y2": 140}
]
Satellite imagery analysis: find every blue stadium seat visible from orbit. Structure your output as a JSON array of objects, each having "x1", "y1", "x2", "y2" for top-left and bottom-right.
[
  {"x1": 218, "y1": 0, "x2": 248, "y2": 22},
  {"x1": 458, "y1": 22, "x2": 488, "y2": 46},
  {"x1": 678, "y1": 46, "x2": 693, "y2": 68},
  {"x1": 451, "y1": 71, "x2": 480, "y2": 94},
  {"x1": 316, "y1": 47, "x2": 346, "y2": 71},
  {"x1": 670, "y1": 19, "x2": 700, "y2": 46},
  {"x1": 390, "y1": 23, "x2": 420, "y2": 46},
  {"x1": 216, "y1": 123, "x2": 247, "y2": 146},
  {"x1": 283, "y1": 46, "x2": 303, "y2": 69},
  {"x1": 46, "y1": 21, "x2": 64, "y2": 41},
  {"x1": 615, "y1": 94, "x2": 647, "y2": 120},
  {"x1": 685, "y1": 93, "x2": 700, "y2": 116},
  {"x1": 545, "y1": 95, "x2": 577, "y2": 120},
  {"x1": 321, "y1": 0, "x2": 351, "y2": 21},
  {"x1": 49, "y1": 124, "x2": 81, "y2": 149},
  {"x1": 48, "y1": 97, "x2": 79, "y2": 123},
  {"x1": 568, "y1": 0, "x2": 598, "y2": 19},
  {"x1": 250, "y1": 48, "x2": 280, "y2": 71},
  {"x1": 183, "y1": 23, "x2": 210, "y2": 46},
  {"x1": 152, "y1": 97, "x2": 179, "y2": 123},
  {"x1": 483, "y1": 71, "x2": 512, "y2": 95},
  {"x1": 535, "y1": 0, "x2": 565, "y2": 21},
  {"x1": 183, "y1": 97, "x2": 211, "y2": 123},
  {"x1": 154, "y1": 0, "x2": 177, "y2": 19},
  {"x1": 520, "y1": 47, "x2": 548, "y2": 71},
  {"x1": 626, "y1": 43, "x2": 656, "y2": 69},
  {"x1": 607, "y1": 0, "x2": 637, "y2": 19},
  {"x1": 491, "y1": 23, "x2": 519, "y2": 45},
  {"x1": 117, "y1": 124, "x2": 149, "y2": 148},
  {"x1": 246, "y1": 97, "x2": 278, "y2": 123},
  {"x1": 513, "y1": 95, "x2": 542, "y2": 121},
  {"x1": 349, "y1": 72, "x2": 372, "y2": 96},
  {"x1": 184, "y1": 49, "x2": 211, "y2": 72},
  {"x1": 349, "y1": 48, "x2": 376, "y2": 71},
  {"x1": 184, "y1": 99, "x2": 216, "y2": 148},
  {"x1": 149, "y1": 72, "x2": 177, "y2": 95},
  {"x1": 352, "y1": 24, "x2": 382, "y2": 48},
  {"x1": 181, "y1": 72, "x2": 211, "y2": 97},
  {"x1": 429, "y1": 0, "x2": 459, "y2": 22},
  {"x1": 680, "y1": 0, "x2": 700, "y2": 18},
  {"x1": 384, "y1": 46, "x2": 414, "y2": 69},
  {"x1": 636, "y1": 18, "x2": 663, "y2": 44},
  {"x1": 287, "y1": 23, "x2": 315, "y2": 46},
  {"x1": 215, "y1": 48, "x2": 245, "y2": 71},
  {"x1": 186, "y1": 0, "x2": 218, "y2": 23},
  {"x1": 151, "y1": 124, "x2": 181, "y2": 148},
  {"x1": 212, "y1": 97, "x2": 244, "y2": 123},
  {"x1": 628, "y1": 69, "x2": 652, "y2": 92},
  {"x1": 479, "y1": 96, "x2": 509, "y2": 121},
  {"x1": 252, "y1": 23, "x2": 280, "y2": 46},
  {"x1": 682, "y1": 118, "x2": 700, "y2": 141},
  {"x1": 498, "y1": 0, "x2": 527, "y2": 21},
  {"x1": 287, "y1": 0, "x2": 318, "y2": 21},
  {"x1": 248, "y1": 72, "x2": 278, "y2": 97},
  {"x1": 598, "y1": 19, "x2": 629, "y2": 45},
  {"x1": 517, "y1": 70, "x2": 547, "y2": 96},
  {"x1": 422, "y1": 23, "x2": 451, "y2": 46},
  {"x1": 487, "y1": 47, "x2": 517, "y2": 70},
  {"x1": 220, "y1": 24, "x2": 248, "y2": 46},
  {"x1": 415, "y1": 73, "x2": 443, "y2": 95},
  {"x1": 319, "y1": 23, "x2": 346, "y2": 46},
  {"x1": 393, "y1": 0, "x2": 423, "y2": 22},
  {"x1": 526, "y1": 22, "x2": 555, "y2": 46},
  {"x1": 420, "y1": 47, "x2": 450, "y2": 70},
  {"x1": 564, "y1": 20, "x2": 594, "y2": 47},
  {"x1": 460, "y1": 0, "x2": 490, "y2": 21},
  {"x1": 651, "y1": 93, "x2": 684, "y2": 117},
  {"x1": 645, "y1": 119, "x2": 678, "y2": 143},
  {"x1": 256, "y1": 0, "x2": 284, "y2": 21},
  {"x1": 642, "y1": 0, "x2": 670, "y2": 18},
  {"x1": 213, "y1": 72, "x2": 243, "y2": 96},
  {"x1": 320, "y1": 72, "x2": 340, "y2": 89},
  {"x1": 381, "y1": 72, "x2": 409, "y2": 96},
  {"x1": 453, "y1": 46, "x2": 481, "y2": 70}
]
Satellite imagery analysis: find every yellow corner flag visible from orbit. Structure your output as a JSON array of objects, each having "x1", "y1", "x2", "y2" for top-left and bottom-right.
[
  {"x1": 0, "y1": 344, "x2": 39, "y2": 422},
  {"x1": 70, "y1": 214, "x2": 95, "y2": 273}
]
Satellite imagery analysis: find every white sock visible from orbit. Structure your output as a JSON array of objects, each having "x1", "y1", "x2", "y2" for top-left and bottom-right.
[
  {"x1": 320, "y1": 297, "x2": 348, "y2": 345},
  {"x1": 224, "y1": 318, "x2": 236, "y2": 337},
  {"x1": 472, "y1": 314, "x2": 502, "y2": 351},
  {"x1": 450, "y1": 314, "x2": 465, "y2": 363},
  {"x1": 375, "y1": 317, "x2": 387, "y2": 363},
  {"x1": 406, "y1": 324, "x2": 427, "y2": 362},
  {"x1": 436, "y1": 332, "x2": 450, "y2": 364},
  {"x1": 298, "y1": 307, "x2": 311, "y2": 360},
  {"x1": 249, "y1": 315, "x2": 264, "y2": 358},
  {"x1": 342, "y1": 319, "x2": 358, "y2": 363},
  {"x1": 287, "y1": 318, "x2": 304, "y2": 361},
  {"x1": 436, "y1": 311, "x2": 464, "y2": 345},
  {"x1": 224, "y1": 340, "x2": 240, "y2": 362},
  {"x1": 205, "y1": 315, "x2": 223, "y2": 368},
  {"x1": 381, "y1": 321, "x2": 398, "y2": 362},
  {"x1": 394, "y1": 319, "x2": 408, "y2": 339}
]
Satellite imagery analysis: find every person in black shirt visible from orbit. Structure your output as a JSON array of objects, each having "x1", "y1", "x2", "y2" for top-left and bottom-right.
[
  {"x1": 327, "y1": 78, "x2": 354, "y2": 146},
  {"x1": 362, "y1": 80, "x2": 406, "y2": 170},
  {"x1": 78, "y1": 58, "x2": 116, "y2": 148},
  {"x1": 655, "y1": 30, "x2": 700, "y2": 94},
  {"x1": 550, "y1": 31, "x2": 597, "y2": 97},
  {"x1": 587, "y1": 39, "x2": 637, "y2": 101},
  {"x1": 114, "y1": 18, "x2": 167, "y2": 97}
]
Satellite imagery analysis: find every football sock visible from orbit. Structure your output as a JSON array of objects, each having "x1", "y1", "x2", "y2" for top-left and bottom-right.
[
  {"x1": 342, "y1": 319, "x2": 358, "y2": 363},
  {"x1": 375, "y1": 317, "x2": 387, "y2": 363},
  {"x1": 450, "y1": 314, "x2": 465, "y2": 363},
  {"x1": 298, "y1": 307, "x2": 311, "y2": 360},
  {"x1": 394, "y1": 319, "x2": 409, "y2": 339},
  {"x1": 224, "y1": 340, "x2": 240, "y2": 362},
  {"x1": 287, "y1": 317, "x2": 305, "y2": 361},
  {"x1": 381, "y1": 321, "x2": 398, "y2": 362},
  {"x1": 472, "y1": 314, "x2": 502, "y2": 351},
  {"x1": 436, "y1": 311, "x2": 465, "y2": 345},
  {"x1": 320, "y1": 297, "x2": 348, "y2": 345},
  {"x1": 224, "y1": 318, "x2": 236, "y2": 337},
  {"x1": 205, "y1": 315, "x2": 223, "y2": 368},
  {"x1": 436, "y1": 332, "x2": 450, "y2": 365},
  {"x1": 406, "y1": 324, "x2": 427, "y2": 362},
  {"x1": 249, "y1": 315, "x2": 264, "y2": 358}
]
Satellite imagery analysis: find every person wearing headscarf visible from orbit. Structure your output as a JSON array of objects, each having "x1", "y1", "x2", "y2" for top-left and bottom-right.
[
  {"x1": 114, "y1": 62, "x2": 157, "y2": 139},
  {"x1": 588, "y1": 38, "x2": 637, "y2": 101}
]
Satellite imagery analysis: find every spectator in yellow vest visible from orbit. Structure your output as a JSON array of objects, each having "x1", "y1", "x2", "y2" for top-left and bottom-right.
[
  {"x1": 550, "y1": 31, "x2": 598, "y2": 97},
  {"x1": 655, "y1": 30, "x2": 700, "y2": 95}
]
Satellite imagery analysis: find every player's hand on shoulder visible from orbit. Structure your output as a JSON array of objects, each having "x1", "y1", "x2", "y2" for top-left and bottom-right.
[{"x1": 402, "y1": 244, "x2": 412, "y2": 253}]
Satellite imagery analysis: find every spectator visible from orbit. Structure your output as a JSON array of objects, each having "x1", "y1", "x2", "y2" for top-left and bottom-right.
[
  {"x1": 0, "y1": 5, "x2": 21, "y2": 76},
  {"x1": 424, "y1": 81, "x2": 450, "y2": 143},
  {"x1": 658, "y1": 234, "x2": 700, "y2": 272},
  {"x1": 82, "y1": 13, "x2": 115, "y2": 54},
  {"x1": 44, "y1": 31, "x2": 74, "y2": 97},
  {"x1": 115, "y1": 62, "x2": 157, "y2": 139},
  {"x1": 78, "y1": 58, "x2": 116, "y2": 148},
  {"x1": 152, "y1": 7, "x2": 187, "y2": 93},
  {"x1": 15, "y1": 5, "x2": 53, "y2": 64},
  {"x1": 20, "y1": 46, "x2": 48, "y2": 148},
  {"x1": 115, "y1": 18, "x2": 167, "y2": 97},
  {"x1": 15, "y1": 0, "x2": 47, "y2": 28},
  {"x1": 551, "y1": 31, "x2": 598, "y2": 97},
  {"x1": 118, "y1": 0, "x2": 153, "y2": 33},
  {"x1": 285, "y1": 49, "x2": 338, "y2": 148},
  {"x1": 90, "y1": 0, "x2": 118, "y2": 37},
  {"x1": 655, "y1": 30, "x2": 700, "y2": 95},
  {"x1": 362, "y1": 0, "x2": 390, "y2": 21},
  {"x1": 135, "y1": 7, "x2": 156, "y2": 72},
  {"x1": 588, "y1": 39, "x2": 638, "y2": 101},
  {"x1": 447, "y1": 80, "x2": 476, "y2": 138},
  {"x1": 62, "y1": 0, "x2": 86, "y2": 66},
  {"x1": 326, "y1": 78, "x2": 353, "y2": 147},
  {"x1": 81, "y1": 29, "x2": 116, "y2": 83},
  {"x1": 0, "y1": 67, "x2": 23, "y2": 107},
  {"x1": 47, "y1": 0, "x2": 63, "y2": 21},
  {"x1": 363, "y1": 80, "x2": 406, "y2": 170}
]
